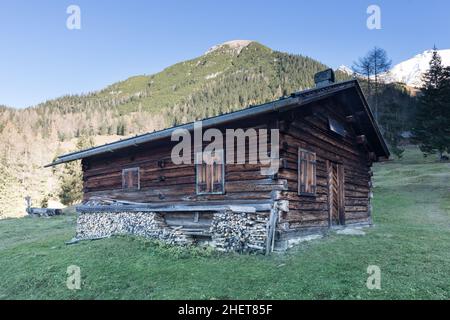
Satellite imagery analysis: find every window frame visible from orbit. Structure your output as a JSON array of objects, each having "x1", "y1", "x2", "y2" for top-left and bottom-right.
[
  {"x1": 328, "y1": 117, "x2": 347, "y2": 137},
  {"x1": 195, "y1": 149, "x2": 225, "y2": 195},
  {"x1": 298, "y1": 148, "x2": 317, "y2": 197},
  {"x1": 122, "y1": 167, "x2": 140, "y2": 191}
]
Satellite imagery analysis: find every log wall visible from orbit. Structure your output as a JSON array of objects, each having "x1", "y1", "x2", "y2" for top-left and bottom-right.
[
  {"x1": 82, "y1": 120, "x2": 283, "y2": 205},
  {"x1": 277, "y1": 100, "x2": 373, "y2": 233}
]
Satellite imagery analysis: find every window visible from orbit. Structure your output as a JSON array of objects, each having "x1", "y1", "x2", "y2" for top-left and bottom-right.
[
  {"x1": 328, "y1": 117, "x2": 347, "y2": 137},
  {"x1": 196, "y1": 150, "x2": 225, "y2": 194},
  {"x1": 298, "y1": 149, "x2": 317, "y2": 196},
  {"x1": 122, "y1": 167, "x2": 140, "y2": 190}
]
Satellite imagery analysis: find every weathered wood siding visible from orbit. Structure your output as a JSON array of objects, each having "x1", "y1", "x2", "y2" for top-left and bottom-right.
[
  {"x1": 82, "y1": 120, "x2": 284, "y2": 204},
  {"x1": 277, "y1": 100, "x2": 373, "y2": 231}
]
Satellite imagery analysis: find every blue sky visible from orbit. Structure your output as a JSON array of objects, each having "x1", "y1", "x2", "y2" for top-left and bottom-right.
[{"x1": 1, "y1": 0, "x2": 449, "y2": 108}]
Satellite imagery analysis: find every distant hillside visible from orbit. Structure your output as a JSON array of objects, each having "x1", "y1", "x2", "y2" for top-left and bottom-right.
[
  {"x1": 28, "y1": 41, "x2": 349, "y2": 138},
  {"x1": 0, "y1": 40, "x2": 412, "y2": 218}
]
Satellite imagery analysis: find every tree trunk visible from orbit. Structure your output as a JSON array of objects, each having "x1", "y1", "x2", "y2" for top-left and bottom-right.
[{"x1": 374, "y1": 55, "x2": 378, "y2": 123}]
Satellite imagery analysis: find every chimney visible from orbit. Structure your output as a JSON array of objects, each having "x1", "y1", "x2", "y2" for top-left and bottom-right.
[{"x1": 314, "y1": 68, "x2": 335, "y2": 87}]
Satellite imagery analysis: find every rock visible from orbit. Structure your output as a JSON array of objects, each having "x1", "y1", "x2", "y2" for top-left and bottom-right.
[
  {"x1": 336, "y1": 228, "x2": 366, "y2": 236},
  {"x1": 287, "y1": 234, "x2": 323, "y2": 248}
]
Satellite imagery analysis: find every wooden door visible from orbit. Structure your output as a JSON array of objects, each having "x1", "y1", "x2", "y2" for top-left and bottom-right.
[{"x1": 327, "y1": 161, "x2": 345, "y2": 226}]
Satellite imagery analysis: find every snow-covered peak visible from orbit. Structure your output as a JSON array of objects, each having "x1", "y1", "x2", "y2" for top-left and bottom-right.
[
  {"x1": 205, "y1": 40, "x2": 254, "y2": 55},
  {"x1": 338, "y1": 49, "x2": 450, "y2": 88},
  {"x1": 336, "y1": 65, "x2": 354, "y2": 75},
  {"x1": 382, "y1": 49, "x2": 450, "y2": 87}
]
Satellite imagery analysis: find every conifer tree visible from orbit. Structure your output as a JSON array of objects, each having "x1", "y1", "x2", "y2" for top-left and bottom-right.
[
  {"x1": 380, "y1": 100, "x2": 404, "y2": 158},
  {"x1": 412, "y1": 48, "x2": 450, "y2": 159}
]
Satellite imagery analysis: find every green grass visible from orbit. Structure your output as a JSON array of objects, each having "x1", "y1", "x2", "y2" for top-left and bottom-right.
[{"x1": 1, "y1": 146, "x2": 449, "y2": 299}]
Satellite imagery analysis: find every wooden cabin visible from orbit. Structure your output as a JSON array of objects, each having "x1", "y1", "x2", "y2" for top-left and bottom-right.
[{"x1": 47, "y1": 72, "x2": 389, "y2": 253}]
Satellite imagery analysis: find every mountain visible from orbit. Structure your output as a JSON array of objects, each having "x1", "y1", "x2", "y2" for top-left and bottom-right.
[
  {"x1": 383, "y1": 49, "x2": 450, "y2": 87},
  {"x1": 32, "y1": 40, "x2": 346, "y2": 131},
  {"x1": 1, "y1": 40, "x2": 354, "y2": 218},
  {"x1": 205, "y1": 40, "x2": 254, "y2": 55},
  {"x1": 336, "y1": 65, "x2": 354, "y2": 76},
  {"x1": 339, "y1": 49, "x2": 450, "y2": 88}
]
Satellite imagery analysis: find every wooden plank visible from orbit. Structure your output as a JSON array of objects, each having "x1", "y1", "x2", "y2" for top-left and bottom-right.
[
  {"x1": 338, "y1": 163, "x2": 345, "y2": 225},
  {"x1": 265, "y1": 209, "x2": 278, "y2": 255},
  {"x1": 77, "y1": 202, "x2": 272, "y2": 213}
]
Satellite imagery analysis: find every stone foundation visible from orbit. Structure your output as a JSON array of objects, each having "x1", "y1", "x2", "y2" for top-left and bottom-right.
[{"x1": 75, "y1": 210, "x2": 270, "y2": 253}]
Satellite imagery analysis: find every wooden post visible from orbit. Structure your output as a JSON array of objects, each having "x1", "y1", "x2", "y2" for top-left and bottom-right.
[
  {"x1": 265, "y1": 208, "x2": 278, "y2": 255},
  {"x1": 337, "y1": 164, "x2": 345, "y2": 226},
  {"x1": 326, "y1": 160, "x2": 332, "y2": 227},
  {"x1": 25, "y1": 196, "x2": 31, "y2": 214}
]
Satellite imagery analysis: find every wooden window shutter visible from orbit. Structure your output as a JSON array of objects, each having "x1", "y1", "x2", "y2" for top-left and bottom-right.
[
  {"x1": 196, "y1": 150, "x2": 224, "y2": 194},
  {"x1": 309, "y1": 152, "x2": 317, "y2": 194},
  {"x1": 212, "y1": 151, "x2": 224, "y2": 193},
  {"x1": 298, "y1": 149, "x2": 317, "y2": 196},
  {"x1": 298, "y1": 150, "x2": 306, "y2": 194},
  {"x1": 122, "y1": 167, "x2": 140, "y2": 190},
  {"x1": 196, "y1": 155, "x2": 207, "y2": 193}
]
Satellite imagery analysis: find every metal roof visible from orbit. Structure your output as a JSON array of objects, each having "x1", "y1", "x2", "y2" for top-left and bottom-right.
[{"x1": 45, "y1": 79, "x2": 389, "y2": 167}]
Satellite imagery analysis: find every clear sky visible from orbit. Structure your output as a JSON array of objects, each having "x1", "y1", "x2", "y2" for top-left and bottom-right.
[{"x1": 1, "y1": 0, "x2": 449, "y2": 108}]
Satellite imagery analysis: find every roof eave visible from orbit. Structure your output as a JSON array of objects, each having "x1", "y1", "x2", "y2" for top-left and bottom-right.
[
  {"x1": 45, "y1": 95, "x2": 301, "y2": 167},
  {"x1": 352, "y1": 80, "x2": 390, "y2": 159},
  {"x1": 46, "y1": 80, "x2": 367, "y2": 167}
]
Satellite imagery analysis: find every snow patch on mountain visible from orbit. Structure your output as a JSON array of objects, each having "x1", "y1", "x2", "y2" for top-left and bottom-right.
[
  {"x1": 338, "y1": 49, "x2": 450, "y2": 88},
  {"x1": 205, "y1": 72, "x2": 222, "y2": 80},
  {"x1": 336, "y1": 65, "x2": 354, "y2": 75},
  {"x1": 382, "y1": 49, "x2": 450, "y2": 87},
  {"x1": 205, "y1": 40, "x2": 254, "y2": 55}
]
